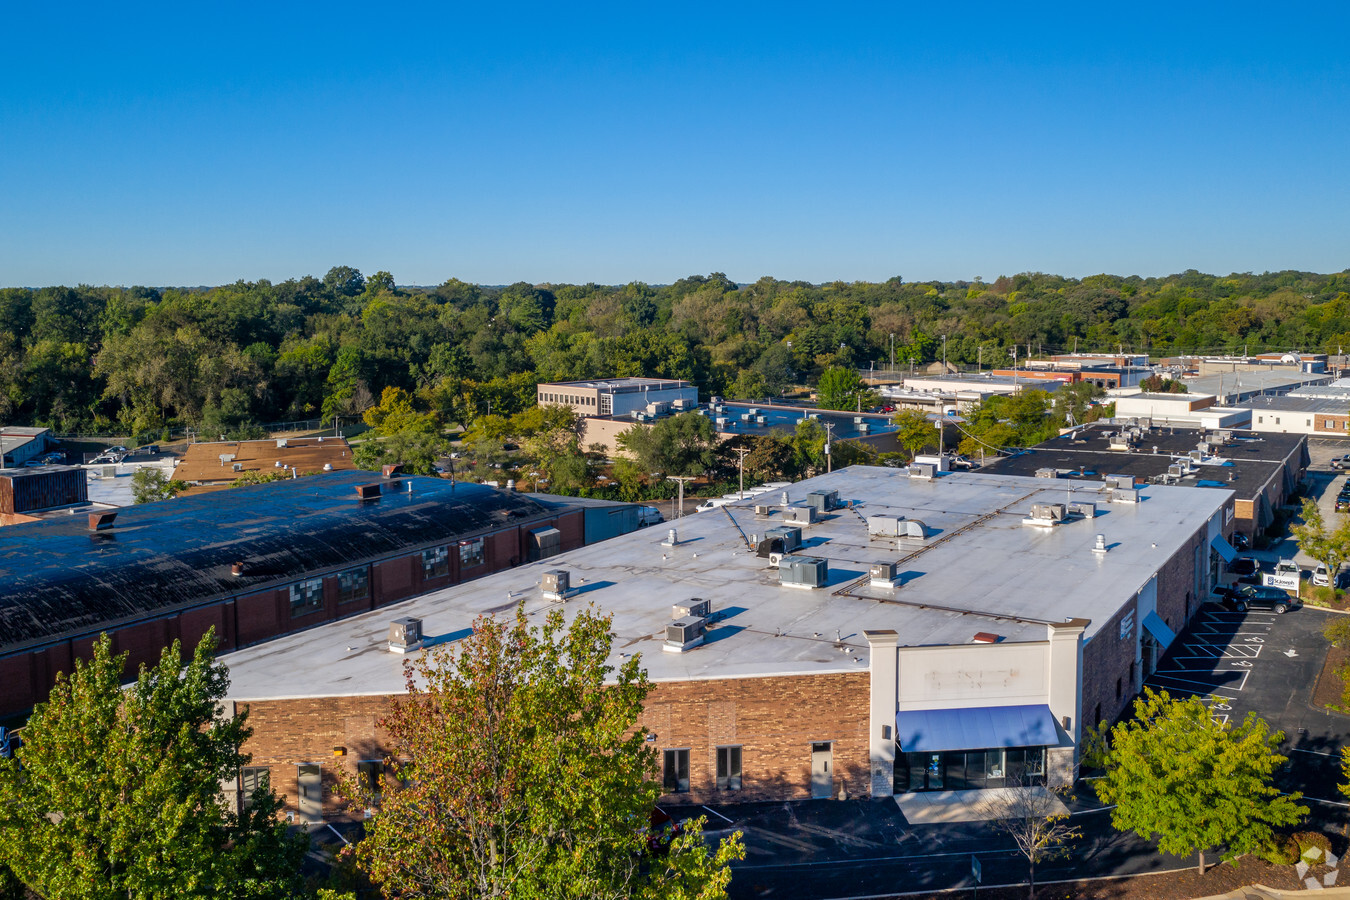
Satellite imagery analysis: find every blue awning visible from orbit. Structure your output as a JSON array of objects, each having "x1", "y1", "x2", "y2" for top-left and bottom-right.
[
  {"x1": 1142, "y1": 611, "x2": 1176, "y2": 650},
  {"x1": 895, "y1": 704, "x2": 1060, "y2": 753},
  {"x1": 1210, "y1": 534, "x2": 1237, "y2": 565}
]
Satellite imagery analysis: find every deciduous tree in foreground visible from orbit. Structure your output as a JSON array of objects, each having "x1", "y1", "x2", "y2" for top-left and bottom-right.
[
  {"x1": 0, "y1": 630, "x2": 306, "y2": 899},
  {"x1": 1094, "y1": 688, "x2": 1305, "y2": 874},
  {"x1": 346, "y1": 606, "x2": 744, "y2": 900}
]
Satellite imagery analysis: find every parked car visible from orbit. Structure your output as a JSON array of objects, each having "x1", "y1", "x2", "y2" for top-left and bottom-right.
[
  {"x1": 1232, "y1": 532, "x2": 1251, "y2": 551},
  {"x1": 1313, "y1": 564, "x2": 1332, "y2": 587},
  {"x1": 1274, "y1": 559, "x2": 1301, "y2": 578},
  {"x1": 637, "y1": 506, "x2": 664, "y2": 527},
  {"x1": 948, "y1": 455, "x2": 975, "y2": 470},
  {"x1": 694, "y1": 498, "x2": 732, "y2": 512},
  {"x1": 1333, "y1": 455, "x2": 1350, "y2": 469},
  {"x1": 1227, "y1": 557, "x2": 1260, "y2": 579},
  {"x1": 109, "y1": 446, "x2": 129, "y2": 454},
  {"x1": 1218, "y1": 583, "x2": 1300, "y2": 614}
]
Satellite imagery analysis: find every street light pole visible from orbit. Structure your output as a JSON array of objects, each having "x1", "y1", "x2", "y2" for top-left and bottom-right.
[
  {"x1": 890, "y1": 333, "x2": 895, "y2": 373},
  {"x1": 733, "y1": 447, "x2": 751, "y2": 500},
  {"x1": 824, "y1": 422, "x2": 835, "y2": 474}
]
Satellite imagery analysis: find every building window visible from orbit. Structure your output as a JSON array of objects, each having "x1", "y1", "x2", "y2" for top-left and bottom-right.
[
  {"x1": 716, "y1": 746, "x2": 742, "y2": 791},
  {"x1": 1116, "y1": 677, "x2": 1122, "y2": 700},
  {"x1": 338, "y1": 568, "x2": 369, "y2": 604},
  {"x1": 357, "y1": 760, "x2": 384, "y2": 803},
  {"x1": 459, "y1": 537, "x2": 485, "y2": 568},
  {"x1": 240, "y1": 766, "x2": 269, "y2": 811},
  {"x1": 289, "y1": 578, "x2": 324, "y2": 616},
  {"x1": 663, "y1": 748, "x2": 690, "y2": 793},
  {"x1": 1328, "y1": 420, "x2": 1335, "y2": 429},
  {"x1": 422, "y1": 546, "x2": 449, "y2": 579},
  {"x1": 1257, "y1": 416, "x2": 1264, "y2": 424}
]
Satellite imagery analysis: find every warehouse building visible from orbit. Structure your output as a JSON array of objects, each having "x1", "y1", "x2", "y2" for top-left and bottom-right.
[
  {"x1": 980, "y1": 422, "x2": 1305, "y2": 547},
  {"x1": 170, "y1": 437, "x2": 357, "y2": 492},
  {"x1": 219, "y1": 465, "x2": 1234, "y2": 822},
  {"x1": 0, "y1": 471, "x2": 642, "y2": 716}
]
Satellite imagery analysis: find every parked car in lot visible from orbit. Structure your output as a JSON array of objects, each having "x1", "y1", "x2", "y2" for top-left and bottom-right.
[
  {"x1": 1313, "y1": 563, "x2": 1333, "y2": 587},
  {"x1": 1218, "y1": 583, "x2": 1301, "y2": 614},
  {"x1": 1232, "y1": 532, "x2": 1251, "y2": 551},
  {"x1": 1333, "y1": 455, "x2": 1350, "y2": 469},
  {"x1": 1227, "y1": 557, "x2": 1260, "y2": 583}
]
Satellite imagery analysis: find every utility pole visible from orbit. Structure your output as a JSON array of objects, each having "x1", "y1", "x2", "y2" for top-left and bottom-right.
[
  {"x1": 669, "y1": 475, "x2": 696, "y2": 519},
  {"x1": 977, "y1": 345, "x2": 982, "y2": 373},
  {"x1": 824, "y1": 422, "x2": 835, "y2": 473},
  {"x1": 942, "y1": 334, "x2": 948, "y2": 373},
  {"x1": 1012, "y1": 346, "x2": 1019, "y2": 391},
  {"x1": 732, "y1": 447, "x2": 751, "y2": 499},
  {"x1": 890, "y1": 333, "x2": 895, "y2": 372}
]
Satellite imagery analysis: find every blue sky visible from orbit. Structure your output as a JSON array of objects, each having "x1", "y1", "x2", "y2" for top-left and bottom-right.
[{"x1": 2, "y1": 3, "x2": 1347, "y2": 287}]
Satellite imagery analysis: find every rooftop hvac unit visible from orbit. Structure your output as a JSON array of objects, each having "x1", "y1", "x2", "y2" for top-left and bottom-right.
[
  {"x1": 355, "y1": 483, "x2": 382, "y2": 500},
  {"x1": 232, "y1": 462, "x2": 243, "y2": 472},
  {"x1": 1168, "y1": 464, "x2": 1184, "y2": 477},
  {"x1": 756, "y1": 415, "x2": 767, "y2": 424},
  {"x1": 740, "y1": 413, "x2": 752, "y2": 422},
  {"x1": 760, "y1": 525, "x2": 803, "y2": 553},
  {"x1": 663, "y1": 617, "x2": 707, "y2": 653},
  {"x1": 388, "y1": 617, "x2": 423, "y2": 654},
  {"x1": 1030, "y1": 503, "x2": 1067, "y2": 521},
  {"x1": 1111, "y1": 488, "x2": 1140, "y2": 503},
  {"x1": 854, "y1": 416, "x2": 864, "y2": 424},
  {"x1": 747, "y1": 408, "x2": 759, "y2": 415},
  {"x1": 671, "y1": 398, "x2": 690, "y2": 410},
  {"x1": 673, "y1": 598, "x2": 711, "y2": 619},
  {"x1": 1214, "y1": 429, "x2": 1232, "y2": 443},
  {"x1": 778, "y1": 555, "x2": 828, "y2": 589},
  {"x1": 1105, "y1": 474, "x2": 1134, "y2": 490},
  {"x1": 541, "y1": 569, "x2": 572, "y2": 601},
  {"x1": 783, "y1": 505, "x2": 819, "y2": 525},
  {"x1": 867, "y1": 514, "x2": 907, "y2": 537},
  {"x1": 870, "y1": 561, "x2": 899, "y2": 586},
  {"x1": 715, "y1": 417, "x2": 728, "y2": 427},
  {"x1": 1197, "y1": 442, "x2": 1210, "y2": 455},
  {"x1": 1068, "y1": 500, "x2": 1098, "y2": 518},
  {"x1": 276, "y1": 438, "x2": 288, "y2": 448},
  {"x1": 859, "y1": 422, "x2": 871, "y2": 433},
  {"x1": 1188, "y1": 449, "x2": 1203, "y2": 461},
  {"x1": 754, "y1": 504, "x2": 773, "y2": 517},
  {"x1": 1035, "y1": 467, "x2": 1060, "y2": 479},
  {"x1": 806, "y1": 489, "x2": 839, "y2": 511},
  {"x1": 908, "y1": 463, "x2": 937, "y2": 479}
]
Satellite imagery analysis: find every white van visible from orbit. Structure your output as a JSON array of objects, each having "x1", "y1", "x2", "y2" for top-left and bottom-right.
[{"x1": 694, "y1": 498, "x2": 732, "y2": 513}]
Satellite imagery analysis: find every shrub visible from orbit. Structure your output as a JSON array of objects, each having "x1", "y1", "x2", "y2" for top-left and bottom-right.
[
  {"x1": 1258, "y1": 835, "x2": 1299, "y2": 866},
  {"x1": 1293, "y1": 830, "x2": 1332, "y2": 862},
  {"x1": 1325, "y1": 617, "x2": 1350, "y2": 648}
]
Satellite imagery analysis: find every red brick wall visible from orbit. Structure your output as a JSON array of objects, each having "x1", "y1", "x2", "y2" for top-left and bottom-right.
[{"x1": 233, "y1": 670, "x2": 871, "y2": 820}]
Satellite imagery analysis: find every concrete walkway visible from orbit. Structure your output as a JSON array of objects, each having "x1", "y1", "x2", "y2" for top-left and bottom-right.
[{"x1": 894, "y1": 785, "x2": 1069, "y2": 824}]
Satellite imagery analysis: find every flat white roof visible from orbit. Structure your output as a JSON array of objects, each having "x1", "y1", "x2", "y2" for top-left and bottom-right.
[{"x1": 222, "y1": 467, "x2": 1229, "y2": 702}]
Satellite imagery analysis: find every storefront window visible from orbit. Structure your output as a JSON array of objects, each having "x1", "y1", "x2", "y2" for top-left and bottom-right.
[{"x1": 896, "y1": 746, "x2": 1044, "y2": 792}]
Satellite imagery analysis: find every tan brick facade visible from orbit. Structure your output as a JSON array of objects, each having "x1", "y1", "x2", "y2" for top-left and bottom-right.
[{"x1": 234, "y1": 670, "x2": 870, "y2": 819}]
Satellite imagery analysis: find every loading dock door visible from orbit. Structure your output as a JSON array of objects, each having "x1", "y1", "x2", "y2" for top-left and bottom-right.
[
  {"x1": 297, "y1": 764, "x2": 322, "y2": 823},
  {"x1": 810, "y1": 743, "x2": 833, "y2": 799}
]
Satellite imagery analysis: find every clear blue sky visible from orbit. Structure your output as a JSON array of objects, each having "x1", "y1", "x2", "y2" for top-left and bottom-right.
[{"x1": 2, "y1": 2, "x2": 1347, "y2": 287}]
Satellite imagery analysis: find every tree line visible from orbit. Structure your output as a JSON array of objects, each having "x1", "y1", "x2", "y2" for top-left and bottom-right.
[{"x1": 4, "y1": 267, "x2": 1350, "y2": 438}]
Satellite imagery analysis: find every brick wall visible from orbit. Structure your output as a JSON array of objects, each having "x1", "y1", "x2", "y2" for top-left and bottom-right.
[{"x1": 234, "y1": 670, "x2": 871, "y2": 820}]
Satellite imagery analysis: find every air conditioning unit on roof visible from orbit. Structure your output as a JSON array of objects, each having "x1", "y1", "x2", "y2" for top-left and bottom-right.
[
  {"x1": 663, "y1": 617, "x2": 706, "y2": 652},
  {"x1": 673, "y1": 598, "x2": 711, "y2": 619}
]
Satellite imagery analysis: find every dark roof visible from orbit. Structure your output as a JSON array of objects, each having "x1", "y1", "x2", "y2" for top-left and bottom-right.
[
  {"x1": 0, "y1": 472, "x2": 556, "y2": 652},
  {"x1": 979, "y1": 424, "x2": 1307, "y2": 503}
]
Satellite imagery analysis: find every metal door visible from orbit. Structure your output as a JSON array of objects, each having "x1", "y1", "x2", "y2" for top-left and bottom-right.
[
  {"x1": 297, "y1": 764, "x2": 322, "y2": 823},
  {"x1": 810, "y1": 742, "x2": 833, "y2": 798}
]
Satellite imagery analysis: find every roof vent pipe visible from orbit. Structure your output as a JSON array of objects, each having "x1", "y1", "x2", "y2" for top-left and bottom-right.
[
  {"x1": 662, "y1": 528, "x2": 679, "y2": 547},
  {"x1": 506, "y1": 479, "x2": 515, "y2": 491},
  {"x1": 1092, "y1": 533, "x2": 1108, "y2": 555},
  {"x1": 231, "y1": 561, "x2": 244, "y2": 576},
  {"x1": 780, "y1": 491, "x2": 789, "y2": 506},
  {"x1": 88, "y1": 511, "x2": 117, "y2": 531}
]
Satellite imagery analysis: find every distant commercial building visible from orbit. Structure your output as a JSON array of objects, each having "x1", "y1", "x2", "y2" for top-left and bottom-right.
[
  {"x1": 171, "y1": 437, "x2": 356, "y2": 492},
  {"x1": 0, "y1": 427, "x2": 55, "y2": 469},
  {"x1": 992, "y1": 365, "x2": 1151, "y2": 390},
  {"x1": 1244, "y1": 396, "x2": 1350, "y2": 438},
  {"x1": 980, "y1": 422, "x2": 1306, "y2": 545},
  {"x1": 536, "y1": 378, "x2": 698, "y2": 419},
  {"x1": 1182, "y1": 370, "x2": 1333, "y2": 405},
  {"x1": 0, "y1": 471, "x2": 649, "y2": 717},
  {"x1": 1183, "y1": 353, "x2": 1329, "y2": 376},
  {"x1": 220, "y1": 465, "x2": 1233, "y2": 821},
  {"x1": 1110, "y1": 392, "x2": 1250, "y2": 429}
]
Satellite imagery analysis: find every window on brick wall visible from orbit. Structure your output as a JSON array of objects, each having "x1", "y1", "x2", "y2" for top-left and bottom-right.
[
  {"x1": 338, "y1": 568, "x2": 368, "y2": 604},
  {"x1": 422, "y1": 546, "x2": 449, "y2": 579},
  {"x1": 289, "y1": 578, "x2": 323, "y2": 616},
  {"x1": 459, "y1": 537, "x2": 485, "y2": 568},
  {"x1": 240, "y1": 766, "x2": 269, "y2": 811},
  {"x1": 663, "y1": 749, "x2": 690, "y2": 793},
  {"x1": 716, "y1": 746, "x2": 742, "y2": 791}
]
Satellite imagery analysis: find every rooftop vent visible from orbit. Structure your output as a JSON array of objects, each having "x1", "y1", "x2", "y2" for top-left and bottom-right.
[
  {"x1": 382, "y1": 464, "x2": 403, "y2": 478},
  {"x1": 232, "y1": 462, "x2": 243, "y2": 472},
  {"x1": 870, "y1": 561, "x2": 899, "y2": 587},
  {"x1": 867, "y1": 515, "x2": 907, "y2": 537},
  {"x1": 218, "y1": 453, "x2": 236, "y2": 466},
  {"x1": 355, "y1": 483, "x2": 381, "y2": 500},
  {"x1": 276, "y1": 439, "x2": 288, "y2": 449},
  {"x1": 230, "y1": 561, "x2": 245, "y2": 577},
  {"x1": 754, "y1": 504, "x2": 773, "y2": 517},
  {"x1": 662, "y1": 528, "x2": 679, "y2": 547},
  {"x1": 778, "y1": 555, "x2": 828, "y2": 589},
  {"x1": 908, "y1": 463, "x2": 937, "y2": 480},
  {"x1": 673, "y1": 598, "x2": 711, "y2": 619},
  {"x1": 663, "y1": 617, "x2": 707, "y2": 653},
  {"x1": 900, "y1": 519, "x2": 929, "y2": 540},
  {"x1": 972, "y1": 632, "x2": 1002, "y2": 644},
  {"x1": 273, "y1": 460, "x2": 284, "y2": 468},
  {"x1": 87, "y1": 511, "x2": 117, "y2": 531},
  {"x1": 388, "y1": 617, "x2": 423, "y2": 654},
  {"x1": 1092, "y1": 533, "x2": 1108, "y2": 554},
  {"x1": 323, "y1": 463, "x2": 333, "y2": 471},
  {"x1": 1035, "y1": 467, "x2": 1060, "y2": 479},
  {"x1": 541, "y1": 569, "x2": 572, "y2": 601}
]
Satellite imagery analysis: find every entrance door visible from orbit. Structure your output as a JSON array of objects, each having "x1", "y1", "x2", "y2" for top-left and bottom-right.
[
  {"x1": 810, "y1": 743, "x2": 833, "y2": 798},
  {"x1": 297, "y1": 764, "x2": 322, "y2": 823},
  {"x1": 1142, "y1": 632, "x2": 1159, "y2": 679}
]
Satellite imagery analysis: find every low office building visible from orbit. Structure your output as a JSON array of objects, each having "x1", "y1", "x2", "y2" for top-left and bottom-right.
[
  {"x1": 536, "y1": 378, "x2": 698, "y2": 419},
  {"x1": 0, "y1": 427, "x2": 54, "y2": 468},
  {"x1": 1182, "y1": 370, "x2": 1333, "y2": 405},
  {"x1": 1244, "y1": 396, "x2": 1350, "y2": 438},
  {"x1": 219, "y1": 465, "x2": 1232, "y2": 822},
  {"x1": 1110, "y1": 392, "x2": 1251, "y2": 429},
  {"x1": 0, "y1": 471, "x2": 627, "y2": 716},
  {"x1": 980, "y1": 422, "x2": 1306, "y2": 546},
  {"x1": 170, "y1": 437, "x2": 356, "y2": 491}
]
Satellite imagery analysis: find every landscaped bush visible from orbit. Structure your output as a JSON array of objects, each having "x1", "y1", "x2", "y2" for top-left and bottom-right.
[{"x1": 1294, "y1": 830, "x2": 1333, "y2": 862}]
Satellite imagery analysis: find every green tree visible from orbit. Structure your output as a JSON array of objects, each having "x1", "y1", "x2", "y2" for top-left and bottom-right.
[
  {"x1": 0, "y1": 631, "x2": 305, "y2": 899},
  {"x1": 983, "y1": 786, "x2": 1081, "y2": 899},
  {"x1": 130, "y1": 467, "x2": 188, "y2": 504},
  {"x1": 617, "y1": 412, "x2": 717, "y2": 477},
  {"x1": 1292, "y1": 498, "x2": 1350, "y2": 577},
  {"x1": 815, "y1": 366, "x2": 871, "y2": 410},
  {"x1": 1093, "y1": 688, "x2": 1305, "y2": 874},
  {"x1": 345, "y1": 606, "x2": 743, "y2": 900},
  {"x1": 893, "y1": 409, "x2": 935, "y2": 459}
]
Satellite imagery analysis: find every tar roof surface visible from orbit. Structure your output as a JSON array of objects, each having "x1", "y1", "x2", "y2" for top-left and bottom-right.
[
  {"x1": 980, "y1": 424, "x2": 1304, "y2": 500},
  {"x1": 172, "y1": 438, "x2": 356, "y2": 484},
  {"x1": 221, "y1": 466, "x2": 1229, "y2": 702},
  {"x1": 0, "y1": 472, "x2": 556, "y2": 653}
]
